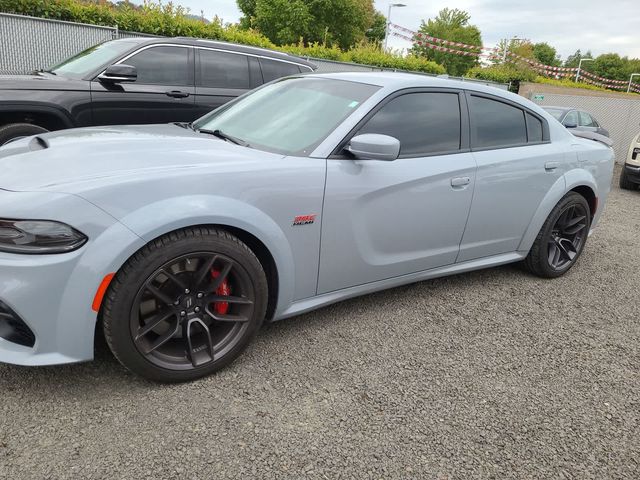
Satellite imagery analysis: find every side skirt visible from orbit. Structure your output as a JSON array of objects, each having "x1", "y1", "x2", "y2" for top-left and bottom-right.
[{"x1": 274, "y1": 251, "x2": 526, "y2": 321}]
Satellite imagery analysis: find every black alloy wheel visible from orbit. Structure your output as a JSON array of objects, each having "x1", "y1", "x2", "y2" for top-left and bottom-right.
[
  {"x1": 523, "y1": 192, "x2": 591, "y2": 278},
  {"x1": 547, "y1": 203, "x2": 589, "y2": 271},
  {"x1": 131, "y1": 252, "x2": 255, "y2": 370},
  {"x1": 103, "y1": 228, "x2": 268, "y2": 382}
]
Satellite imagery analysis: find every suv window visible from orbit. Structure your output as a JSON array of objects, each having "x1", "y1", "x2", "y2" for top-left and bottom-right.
[
  {"x1": 199, "y1": 49, "x2": 250, "y2": 89},
  {"x1": 125, "y1": 46, "x2": 190, "y2": 86},
  {"x1": 470, "y1": 95, "x2": 526, "y2": 148},
  {"x1": 260, "y1": 58, "x2": 302, "y2": 83},
  {"x1": 579, "y1": 111, "x2": 597, "y2": 127},
  {"x1": 357, "y1": 92, "x2": 461, "y2": 156}
]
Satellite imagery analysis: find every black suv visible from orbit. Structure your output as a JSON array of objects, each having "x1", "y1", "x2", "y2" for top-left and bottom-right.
[{"x1": 0, "y1": 37, "x2": 316, "y2": 145}]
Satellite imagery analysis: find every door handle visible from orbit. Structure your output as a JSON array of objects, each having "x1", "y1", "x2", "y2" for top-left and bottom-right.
[
  {"x1": 545, "y1": 161, "x2": 559, "y2": 171},
  {"x1": 450, "y1": 177, "x2": 471, "y2": 187},
  {"x1": 165, "y1": 90, "x2": 190, "y2": 98}
]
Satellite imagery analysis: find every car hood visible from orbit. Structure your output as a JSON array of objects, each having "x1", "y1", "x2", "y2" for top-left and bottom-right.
[
  {"x1": 0, "y1": 72, "x2": 88, "y2": 91},
  {"x1": 0, "y1": 124, "x2": 282, "y2": 192}
]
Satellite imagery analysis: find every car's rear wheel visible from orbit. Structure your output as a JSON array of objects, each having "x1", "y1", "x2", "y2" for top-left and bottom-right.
[
  {"x1": 619, "y1": 168, "x2": 638, "y2": 190},
  {"x1": 523, "y1": 192, "x2": 591, "y2": 278},
  {"x1": 102, "y1": 227, "x2": 268, "y2": 382},
  {"x1": 0, "y1": 123, "x2": 48, "y2": 146}
]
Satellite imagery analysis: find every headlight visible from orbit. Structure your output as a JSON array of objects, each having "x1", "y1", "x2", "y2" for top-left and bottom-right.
[{"x1": 0, "y1": 219, "x2": 87, "y2": 254}]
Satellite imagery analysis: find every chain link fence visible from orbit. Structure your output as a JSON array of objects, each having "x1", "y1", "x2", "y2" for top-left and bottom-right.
[{"x1": 0, "y1": 13, "x2": 507, "y2": 90}]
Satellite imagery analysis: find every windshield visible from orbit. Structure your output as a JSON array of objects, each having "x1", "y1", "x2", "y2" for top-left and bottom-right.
[
  {"x1": 543, "y1": 108, "x2": 566, "y2": 121},
  {"x1": 50, "y1": 40, "x2": 141, "y2": 78},
  {"x1": 193, "y1": 77, "x2": 380, "y2": 156}
]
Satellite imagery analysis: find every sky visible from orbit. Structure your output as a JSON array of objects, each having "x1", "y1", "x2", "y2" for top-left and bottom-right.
[{"x1": 172, "y1": 0, "x2": 640, "y2": 60}]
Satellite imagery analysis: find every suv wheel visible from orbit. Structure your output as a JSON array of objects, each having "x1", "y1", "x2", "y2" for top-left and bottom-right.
[
  {"x1": 0, "y1": 123, "x2": 49, "y2": 146},
  {"x1": 619, "y1": 168, "x2": 638, "y2": 190}
]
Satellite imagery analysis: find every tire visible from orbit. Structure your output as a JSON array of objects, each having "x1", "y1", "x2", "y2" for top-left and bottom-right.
[
  {"x1": 523, "y1": 192, "x2": 591, "y2": 278},
  {"x1": 0, "y1": 123, "x2": 48, "y2": 146},
  {"x1": 102, "y1": 227, "x2": 268, "y2": 382},
  {"x1": 619, "y1": 168, "x2": 638, "y2": 190}
]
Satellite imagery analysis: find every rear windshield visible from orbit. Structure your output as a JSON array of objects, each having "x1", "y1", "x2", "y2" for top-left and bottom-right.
[
  {"x1": 543, "y1": 108, "x2": 565, "y2": 121},
  {"x1": 50, "y1": 40, "x2": 141, "y2": 78}
]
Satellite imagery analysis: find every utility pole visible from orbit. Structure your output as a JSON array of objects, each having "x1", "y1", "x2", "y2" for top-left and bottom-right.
[
  {"x1": 628, "y1": 73, "x2": 640, "y2": 93},
  {"x1": 575, "y1": 58, "x2": 594, "y2": 83},
  {"x1": 383, "y1": 3, "x2": 407, "y2": 51},
  {"x1": 502, "y1": 37, "x2": 519, "y2": 64}
]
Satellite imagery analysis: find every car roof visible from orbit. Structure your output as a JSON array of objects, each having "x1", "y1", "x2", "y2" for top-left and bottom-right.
[
  {"x1": 133, "y1": 37, "x2": 316, "y2": 69},
  {"x1": 303, "y1": 71, "x2": 542, "y2": 109}
]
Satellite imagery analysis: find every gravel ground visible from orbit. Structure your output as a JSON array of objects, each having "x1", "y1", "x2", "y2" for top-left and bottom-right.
[{"x1": 1, "y1": 166, "x2": 639, "y2": 480}]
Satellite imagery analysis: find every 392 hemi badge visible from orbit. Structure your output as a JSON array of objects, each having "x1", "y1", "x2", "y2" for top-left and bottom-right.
[{"x1": 292, "y1": 214, "x2": 317, "y2": 226}]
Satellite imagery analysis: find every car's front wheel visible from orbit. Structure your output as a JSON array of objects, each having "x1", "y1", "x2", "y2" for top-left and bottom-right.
[
  {"x1": 523, "y1": 192, "x2": 591, "y2": 278},
  {"x1": 102, "y1": 227, "x2": 268, "y2": 382},
  {"x1": 0, "y1": 123, "x2": 48, "y2": 146}
]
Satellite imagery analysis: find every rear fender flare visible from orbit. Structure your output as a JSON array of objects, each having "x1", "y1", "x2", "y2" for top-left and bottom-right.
[{"x1": 517, "y1": 168, "x2": 597, "y2": 253}]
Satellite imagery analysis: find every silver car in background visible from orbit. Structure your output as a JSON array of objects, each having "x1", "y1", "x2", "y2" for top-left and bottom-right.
[
  {"x1": 543, "y1": 106, "x2": 610, "y2": 137},
  {"x1": 0, "y1": 73, "x2": 615, "y2": 382}
]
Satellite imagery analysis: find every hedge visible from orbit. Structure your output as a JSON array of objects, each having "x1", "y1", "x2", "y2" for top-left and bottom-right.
[
  {"x1": 0, "y1": 0, "x2": 445, "y2": 75},
  {"x1": 466, "y1": 65, "x2": 536, "y2": 93}
]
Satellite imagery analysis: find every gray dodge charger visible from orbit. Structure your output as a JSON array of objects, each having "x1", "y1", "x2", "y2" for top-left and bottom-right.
[{"x1": 0, "y1": 72, "x2": 615, "y2": 382}]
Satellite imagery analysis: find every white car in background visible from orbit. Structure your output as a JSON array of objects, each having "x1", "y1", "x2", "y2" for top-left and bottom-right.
[{"x1": 620, "y1": 132, "x2": 640, "y2": 190}]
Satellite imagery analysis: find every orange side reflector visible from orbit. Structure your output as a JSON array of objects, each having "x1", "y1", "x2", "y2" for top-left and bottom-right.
[{"x1": 92, "y1": 273, "x2": 115, "y2": 312}]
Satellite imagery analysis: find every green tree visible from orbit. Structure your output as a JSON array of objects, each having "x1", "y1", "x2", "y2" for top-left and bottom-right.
[
  {"x1": 564, "y1": 49, "x2": 592, "y2": 68},
  {"x1": 237, "y1": 0, "x2": 375, "y2": 49},
  {"x1": 410, "y1": 8, "x2": 482, "y2": 76},
  {"x1": 365, "y1": 10, "x2": 386, "y2": 46},
  {"x1": 532, "y1": 42, "x2": 560, "y2": 67},
  {"x1": 253, "y1": 0, "x2": 312, "y2": 45},
  {"x1": 592, "y1": 53, "x2": 628, "y2": 81}
]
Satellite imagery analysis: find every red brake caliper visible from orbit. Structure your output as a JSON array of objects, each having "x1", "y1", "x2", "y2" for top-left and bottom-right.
[{"x1": 211, "y1": 269, "x2": 230, "y2": 315}]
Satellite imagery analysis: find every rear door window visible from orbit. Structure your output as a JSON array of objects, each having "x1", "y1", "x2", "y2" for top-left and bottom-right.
[
  {"x1": 469, "y1": 95, "x2": 527, "y2": 148},
  {"x1": 198, "y1": 49, "x2": 250, "y2": 89},
  {"x1": 260, "y1": 58, "x2": 301, "y2": 83},
  {"x1": 526, "y1": 113, "x2": 543, "y2": 143}
]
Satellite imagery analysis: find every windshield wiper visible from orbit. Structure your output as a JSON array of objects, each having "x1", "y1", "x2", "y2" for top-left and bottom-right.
[
  {"x1": 197, "y1": 128, "x2": 249, "y2": 147},
  {"x1": 31, "y1": 69, "x2": 57, "y2": 76}
]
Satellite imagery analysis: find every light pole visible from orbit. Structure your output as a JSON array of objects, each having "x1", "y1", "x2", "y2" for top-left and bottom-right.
[
  {"x1": 575, "y1": 58, "x2": 594, "y2": 83},
  {"x1": 502, "y1": 36, "x2": 519, "y2": 63},
  {"x1": 627, "y1": 73, "x2": 640, "y2": 93},
  {"x1": 383, "y1": 3, "x2": 407, "y2": 51}
]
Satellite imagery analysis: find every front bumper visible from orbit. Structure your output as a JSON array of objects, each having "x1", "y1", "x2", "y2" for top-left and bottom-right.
[
  {"x1": 623, "y1": 163, "x2": 640, "y2": 184},
  {"x1": 0, "y1": 189, "x2": 145, "y2": 366}
]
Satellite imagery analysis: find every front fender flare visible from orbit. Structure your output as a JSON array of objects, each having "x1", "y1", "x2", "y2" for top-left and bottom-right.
[{"x1": 115, "y1": 195, "x2": 296, "y2": 317}]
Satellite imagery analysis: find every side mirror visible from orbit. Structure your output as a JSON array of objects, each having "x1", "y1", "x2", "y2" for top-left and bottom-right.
[
  {"x1": 98, "y1": 64, "x2": 137, "y2": 83},
  {"x1": 346, "y1": 134, "x2": 400, "y2": 161},
  {"x1": 564, "y1": 121, "x2": 577, "y2": 129}
]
